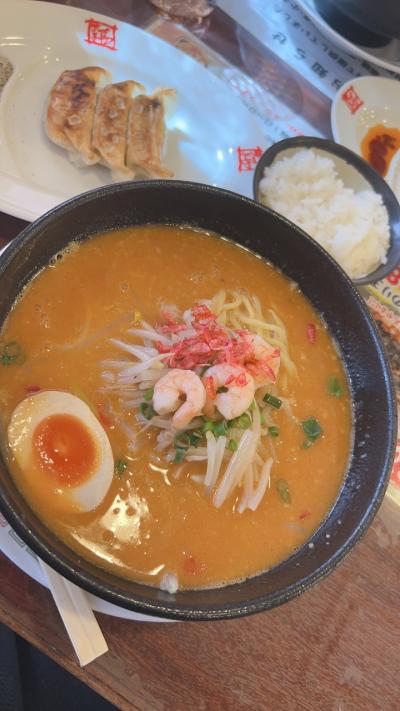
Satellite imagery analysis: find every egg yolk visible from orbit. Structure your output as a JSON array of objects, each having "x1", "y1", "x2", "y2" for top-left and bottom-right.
[{"x1": 33, "y1": 414, "x2": 97, "y2": 485}]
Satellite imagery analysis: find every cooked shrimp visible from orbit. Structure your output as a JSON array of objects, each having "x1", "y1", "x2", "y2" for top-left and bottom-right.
[
  {"x1": 203, "y1": 364, "x2": 255, "y2": 420},
  {"x1": 153, "y1": 368, "x2": 206, "y2": 430},
  {"x1": 245, "y1": 334, "x2": 280, "y2": 386}
]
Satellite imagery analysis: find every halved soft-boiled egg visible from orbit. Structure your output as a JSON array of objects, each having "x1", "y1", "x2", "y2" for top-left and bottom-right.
[{"x1": 8, "y1": 391, "x2": 114, "y2": 513}]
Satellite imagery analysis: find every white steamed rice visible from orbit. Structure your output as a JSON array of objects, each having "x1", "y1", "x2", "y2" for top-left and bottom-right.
[{"x1": 258, "y1": 148, "x2": 390, "y2": 279}]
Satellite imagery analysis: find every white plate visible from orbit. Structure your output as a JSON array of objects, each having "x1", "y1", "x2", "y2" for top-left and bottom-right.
[
  {"x1": 331, "y1": 76, "x2": 400, "y2": 201},
  {"x1": 296, "y1": 0, "x2": 400, "y2": 75},
  {"x1": 0, "y1": 0, "x2": 266, "y2": 221}
]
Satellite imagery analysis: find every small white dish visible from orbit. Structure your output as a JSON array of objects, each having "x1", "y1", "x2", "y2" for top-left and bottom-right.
[
  {"x1": 253, "y1": 136, "x2": 400, "y2": 285},
  {"x1": 296, "y1": 0, "x2": 400, "y2": 74},
  {"x1": 331, "y1": 76, "x2": 400, "y2": 202},
  {"x1": 0, "y1": 1, "x2": 266, "y2": 221}
]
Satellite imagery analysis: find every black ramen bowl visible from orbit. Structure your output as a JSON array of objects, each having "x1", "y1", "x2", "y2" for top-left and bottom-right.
[
  {"x1": 253, "y1": 136, "x2": 400, "y2": 287},
  {"x1": 0, "y1": 182, "x2": 396, "y2": 620}
]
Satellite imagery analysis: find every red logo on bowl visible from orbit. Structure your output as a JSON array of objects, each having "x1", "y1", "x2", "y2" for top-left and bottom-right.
[
  {"x1": 85, "y1": 18, "x2": 118, "y2": 51},
  {"x1": 341, "y1": 86, "x2": 364, "y2": 114},
  {"x1": 237, "y1": 146, "x2": 263, "y2": 172}
]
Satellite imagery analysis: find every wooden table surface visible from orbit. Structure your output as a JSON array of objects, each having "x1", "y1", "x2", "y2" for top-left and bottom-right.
[{"x1": 1, "y1": 2, "x2": 399, "y2": 710}]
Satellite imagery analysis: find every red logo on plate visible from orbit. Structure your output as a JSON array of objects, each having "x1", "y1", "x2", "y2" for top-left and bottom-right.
[
  {"x1": 341, "y1": 85, "x2": 363, "y2": 114},
  {"x1": 237, "y1": 146, "x2": 263, "y2": 172},
  {"x1": 85, "y1": 18, "x2": 118, "y2": 51}
]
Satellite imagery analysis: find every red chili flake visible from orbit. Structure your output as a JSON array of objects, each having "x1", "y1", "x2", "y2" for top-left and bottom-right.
[
  {"x1": 97, "y1": 402, "x2": 113, "y2": 428},
  {"x1": 299, "y1": 511, "x2": 311, "y2": 520},
  {"x1": 154, "y1": 303, "x2": 280, "y2": 378},
  {"x1": 182, "y1": 553, "x2": 206, "y2": 575},
  {"x1": 155, "y1": 341, "x2": 171, "y2": 354},
  {"x1": 205, "y1": 375, "x2": 216, "y2": 400},
  {"x1": 156, "y1": 305, "x2": 231, "y2": 369},
  {"x1": 307, "y1": 323, "x2": 316, "y2": 344},
  {"x1": 191, "y1": 304, "x2": 214, "y2": 321},
  {"x1": 158, "y1": 311, "x2": 187, "y2": 334},
  {"x1": 26, "y1": 385, "x2": 41, "y2": 395}
]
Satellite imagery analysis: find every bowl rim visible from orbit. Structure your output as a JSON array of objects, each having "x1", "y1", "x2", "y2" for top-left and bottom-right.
[
  {"x1": 252, "y1": 135, "x2": 400, "y2": 286},
  {"x1": 0, "y1": 179, "x2": 397, "y2": 620}
]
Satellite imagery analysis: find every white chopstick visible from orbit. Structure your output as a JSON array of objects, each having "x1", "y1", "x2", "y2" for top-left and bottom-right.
[{"x1": 38, "y1": 558, "x2": 108, "y2": 666}]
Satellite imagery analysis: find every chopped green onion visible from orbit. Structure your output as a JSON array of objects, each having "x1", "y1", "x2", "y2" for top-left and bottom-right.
[
  {"x1": 143, "y1": 386, "x2": 154, "y2": 401},
  {"x1": 260, "y1": 413, "x2": 266, "y2": 426},
  {"x1": 276, "y1": 479, "x2": 291, "y2": 504},
  {"x1": 263, "y1": 393, "x2": 282, "y2": 409},
  {"x1": 228, "y1": 438, "x2": 238, "y2": 452},
  {"x1": 174, "y1": 433, "x2": 191, "y2": 450},
  {"x1": 0, "y1": 341, "x2": 25, "y2": 366},
  {"x1": 212, "y1": 419, "x2": 228, "y2": 437},
  {"x1": 228, "y1": 413, "x2": 252, "y2": 430},
  {"x1": 140, "y1": 402, "x2": 156, "y2": 420},
  {"x1": 216, "y1": 385, "x2": 228, "y2": 394},
  {"x1": 301, "y1": 417, "x2": 322, "y2": 440},
  {"x1": 301, "y1": 417, "x2": 323, "y2": 448},
  {"x1": 268, "y1": 426, "x2": 279, "y2": 437},
  {"x1": 189, "y1": 430, "x2": 203, "y2": 447},
  {"x1": 173, "y1": 447, "x2": 186, "y2": 463},
  {"x1": 114, "y1": 459, "x2": 127, "y2": 476},
  {"x1": 327, "y1": 376, "x2": 343, "y2": 398},
  {"x1": 202, "y1": 418, "x2": 214, "y2": 434},
  {"x1": 249, "y1": 400, "x2": 256, "y2": 411}
]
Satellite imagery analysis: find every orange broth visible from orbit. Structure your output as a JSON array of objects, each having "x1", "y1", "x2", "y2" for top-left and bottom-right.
[{"x1": 0, "y1": 226, "x2": 352, "y2": 589}]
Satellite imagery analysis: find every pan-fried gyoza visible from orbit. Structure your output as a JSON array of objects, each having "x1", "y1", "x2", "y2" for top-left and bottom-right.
[{"x1": 45, "y1": 67, "x2": 175, "y2": 179}]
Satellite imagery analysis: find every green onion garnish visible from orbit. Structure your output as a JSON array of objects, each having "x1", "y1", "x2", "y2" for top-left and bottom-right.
[
  {"x1": 263, "y1": 393, "x2": 282, "y2": 409},
  {"x1": 216, "y1": 385, "x2": 228, "y2": 394},
  {"x1": 173, "y1": 448, "x2": 186, "y2": 463},
  {"x1": 228, "y1": 438, "x2": 238, "y2": 452},
  {"x1": 174, "y1": 432, "x2": 191, "y2": 450},
  {"x1": 140, "y1": 402, "x2": 156, "y2": 420},
  {"x1": 212, "y1": 419, "x2": 228, "y2": 437},
  {"x1": 276, "y1": 479, "x2": 291, "y2": 504},
  {"x1": 202, "y1": 418, "x2": 214, "y2": 434},
  {"x1": 114, "y1": 459, "x2": 127, "y2": 476},
  {"x1": 327, "y1": 376, "x2": 343, "y2": 398},
  {"x1": 228, "y1": 413, "x2": 252, "y2": 430},
  {"x1": 301, "y1": 417, "x2": 323, "y2": 448},
  {"x1": 302, "y1": 417, "x2": 322, "y2": 439},
  {"x1": 268, "y1": 426, "x2": 279, "y2": 437},
  {"x1": 143, "y1": 386, "x2": 154, "y2": 402},
  {"x1": 0, "y1": 341, "x2": 25, "y2": 366},
  {"x1": 189, "y1": 430, "x2": 203, "y2": 447}
]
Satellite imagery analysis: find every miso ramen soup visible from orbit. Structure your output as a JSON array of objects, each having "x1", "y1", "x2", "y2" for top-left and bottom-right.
[{"x1": 0, "y1": 226, "x2": 352, "y2": 591}]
